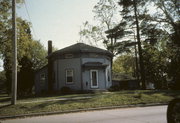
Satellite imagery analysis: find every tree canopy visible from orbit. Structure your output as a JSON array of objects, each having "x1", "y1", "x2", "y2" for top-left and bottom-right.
[
  {"x1": 0, "y1": 0, "x2": 47, "y2": 95},
  {"x1": 79, "y1": 0, "x2": 180, "y2": 90}
]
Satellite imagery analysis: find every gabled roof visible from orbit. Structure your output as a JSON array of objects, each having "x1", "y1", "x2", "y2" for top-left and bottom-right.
[{"x1": 48, "y1": 43, "x2": 113, "y2": 58}]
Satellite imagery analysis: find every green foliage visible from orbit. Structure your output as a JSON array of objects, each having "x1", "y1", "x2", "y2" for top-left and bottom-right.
[
  {"x1": 0, "y1": 0, "x2": 47, "y2": 95},
  {"x1": 18, "y1": 57, "x2": 34, "y2": 96},
  {"x1": 108, "y1": 85, "x2": 120, "y2": 91},
  {"x1": 113, "y1": 54, "x2": 135, "y2": 74},
  {"x1": 142, "y1": 43, "x2": 168, "y2": 89},
  {"x1": 141, "y1": 0, "x2": 180, "y2": 89},
  {"x1": 0, "y1": 71, "x2": 6, "y2": 92}
]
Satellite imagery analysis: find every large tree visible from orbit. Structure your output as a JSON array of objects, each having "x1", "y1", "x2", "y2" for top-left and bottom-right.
[
  {"x1": 0, "y1": 0, "x2": 47, "y2": 94},
  {"x1": 151, "y1": 0, "x2": 180, "y2": 89},
  {"x1": 118, "y1": 0, "x2": 150, "y2": 89},
  {"x1": 140, "y1": 0, "x2": 180, "y2": 89},
  {"x1": 79, "y1": 0, "x2": 120, "y2": 55},
  {"x1": 142, "y1": 42, "x2": 168, "y2": 89},
  {"x1": 113, "y1": 54, "x2": 136, "y2": 75}
]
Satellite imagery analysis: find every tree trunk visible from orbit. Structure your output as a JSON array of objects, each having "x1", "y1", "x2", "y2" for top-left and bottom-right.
[{"x1": 133, "y1": 0, "x2": 146, "y2": 89}]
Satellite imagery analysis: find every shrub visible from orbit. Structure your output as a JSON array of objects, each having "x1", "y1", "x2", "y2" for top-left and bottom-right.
[
  {"x1": 60, "y1": 86, "x2": 72, "y2": 94},
  {"x1": 108, "y1": 85, "x2": 120, "y2": 92}
]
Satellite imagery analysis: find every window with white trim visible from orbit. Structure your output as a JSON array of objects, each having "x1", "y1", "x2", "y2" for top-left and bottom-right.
[{"x1": 66, "y1": 69, "x2": 74, "y2": 84}]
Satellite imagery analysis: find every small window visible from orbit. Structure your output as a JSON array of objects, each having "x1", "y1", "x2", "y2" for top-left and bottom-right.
[
  {"x1": 66, "y1": 69, "x2": 74, "y2": 84},
  {"x1": 65, "y1": 54, "x2": 74, "y2": 59},
  {"x1": 108, "y1": 70, "x2": 110, "y2": 82}
]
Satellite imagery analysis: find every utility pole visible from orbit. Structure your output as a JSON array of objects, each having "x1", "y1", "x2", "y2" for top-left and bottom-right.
[{"x1": 11, "y1": 0, "x2": 17, "y2": 105}]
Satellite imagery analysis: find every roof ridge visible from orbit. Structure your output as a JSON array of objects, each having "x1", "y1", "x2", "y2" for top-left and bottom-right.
[{"x1": 48, "y1": 42, "x2": 113, "y2": 58}]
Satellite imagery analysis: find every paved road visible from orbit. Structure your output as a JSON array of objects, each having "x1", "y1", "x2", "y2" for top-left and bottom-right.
[{"x1": 1, "y1": 105, "x2": 167, "y2": 123}]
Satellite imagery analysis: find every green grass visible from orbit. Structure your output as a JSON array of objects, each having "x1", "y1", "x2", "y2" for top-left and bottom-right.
[{"x1": 0, "y1": 90, "x2": 180, "y2": 117}]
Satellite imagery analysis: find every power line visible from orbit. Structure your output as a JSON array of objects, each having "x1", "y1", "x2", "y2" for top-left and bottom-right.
[{"x1": 23, "y1": 0, "x2": 37, "y2": 39}]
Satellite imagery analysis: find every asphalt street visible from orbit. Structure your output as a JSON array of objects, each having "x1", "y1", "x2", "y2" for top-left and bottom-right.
[{"x1": 1, "y1": 105, "x2": 167, "y2": 123}]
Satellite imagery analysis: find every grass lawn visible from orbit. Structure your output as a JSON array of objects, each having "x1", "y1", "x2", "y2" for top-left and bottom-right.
[{"x1": 0, "y1": 90, "x2": 180, "y2": 117}]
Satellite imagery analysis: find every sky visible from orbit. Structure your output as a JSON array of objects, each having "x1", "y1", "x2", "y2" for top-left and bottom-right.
[
  {"x1": 17, "y1": 0, "x2": 98, "y2": 49},
  {"x1": 0, "y1": 0, "x2": 99, "y2": 71}
]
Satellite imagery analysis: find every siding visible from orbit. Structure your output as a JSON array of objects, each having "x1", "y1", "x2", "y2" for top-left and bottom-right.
[
  {"x1": 35, "y1": 67, "x2": 48, "y2": 94},
  {"x1": 54, "y1": 58, "x2": 81, "y2": 91},
  {"x1": 82, "y1": 57, "x2": 112, "y2": 90}
]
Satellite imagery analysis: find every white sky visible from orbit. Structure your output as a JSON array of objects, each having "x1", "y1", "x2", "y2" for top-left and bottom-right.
[
  {"x1": 0, "y1": 0, "x2": 99, "y2": 71},
  {"x1": 1, "y1": 0, "x2": 122, "y2": 71},
  {"x1": 17, "y1": 0, "x2": 98, "y2": 49}
]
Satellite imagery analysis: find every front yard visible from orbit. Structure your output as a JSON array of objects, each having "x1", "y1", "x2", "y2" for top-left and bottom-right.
[{"x1": 0, "y1": 90, "x2": 180, "y2": 117}]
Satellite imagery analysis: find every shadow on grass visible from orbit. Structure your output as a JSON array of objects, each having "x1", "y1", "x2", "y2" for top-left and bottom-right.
[
  {"x1": 31, "y1": 98, "x2": 94, "y2": 110},
  {"x1": 0, "y1": 98, "x2": 10, "y2": 103},
  {"x1": 0, "y1": 94, "x2": 9, "y2": 98},
  {"x1": 142, "y1": 90, "x2": 180, "y2": 97},
  {"x1": 0, "y1": 104, "x2": 11, "y2": 109}
]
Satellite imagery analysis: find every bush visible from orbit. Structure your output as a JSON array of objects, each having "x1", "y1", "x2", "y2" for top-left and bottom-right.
[
  {"x1": 108, "y1": 85, "x2": 120, "y2": 92},
  {"x1": 60, "y1": 86, "x2": 72, "y2": 94}
]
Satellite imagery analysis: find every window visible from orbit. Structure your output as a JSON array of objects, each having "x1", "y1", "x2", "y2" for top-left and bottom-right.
[
  {"x1": 107, "y1": 70, "x2": 110, "y2": 82},
  {"x1": 66, "y1": 69, "x2": 74, "y2": 84},
  {"x1": 90, "y1": 70, "x2": 98, "y2": 88},
  {"x1": 40, "y1": 73, "x2": 46, "y2": 87}
]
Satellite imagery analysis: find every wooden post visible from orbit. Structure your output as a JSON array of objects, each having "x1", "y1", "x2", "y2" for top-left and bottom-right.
[{"x1": 11, "y1": 0, "x2": 17, "y2": 105}]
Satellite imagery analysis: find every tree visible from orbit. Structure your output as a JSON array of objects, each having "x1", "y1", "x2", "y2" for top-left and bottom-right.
[
  {"x1": 152, "y1": 0, "x2": 180, "y2": 89},
  {"x1": 142, "y1": 42, "x2": 168, "y2": 89},
  {"x1": 79, "y1": 0, "x2": 120, "y2": 55},
  {"x1": 118, "y1": 0, "x2": 149, "y2": 89},
  {"x1": 16, "y1": 18, "x2": 47, "y2": 96},
  {"x1": 0, "y1": 0, "x2": 47, "y2": 94},
  {"x1": 93, "y1": 0, "x2": 118, "y2": 30},
  {"x1": 17, "y1": 56, "x2": 34, "y2": 96},
  {"x1": 79, "y1": 21, "x2": 104, "y2": 46},
  {"x1": 0, "y1": 71, "x2": 6, "y2": 92},
  {"x1": 141, "y1": 0, "x2": 180, "y2": 89},
  {"x1": 113, "y1": 54, "x2": 136, "y2": 75}
]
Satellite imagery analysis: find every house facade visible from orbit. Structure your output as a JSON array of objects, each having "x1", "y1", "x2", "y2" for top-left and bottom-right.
[{"x1": 35, "y1": 41, "x2": 113, "y2": 94}]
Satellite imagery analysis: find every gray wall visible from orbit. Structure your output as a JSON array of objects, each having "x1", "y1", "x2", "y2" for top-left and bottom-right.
[
  {"x1": 35, "y1": 67, "x2": 48, "y2": 94},
  {"x1": 82, "y1": 69, "x2": 106, "y2": 90},
  {"x1": 82, "y1": 57, "x2": 112, "y2": 90},
  {"x1": 53, "y1": 58, "x2": 82, "y2": 91},
  {"x1": 35, "y1": 53, "x2": 112, "y2": 93}
]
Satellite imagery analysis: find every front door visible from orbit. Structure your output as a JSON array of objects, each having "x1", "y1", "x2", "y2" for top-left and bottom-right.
[{"x1": 90, "y1": 70, "x2": 98, "y2": 88}]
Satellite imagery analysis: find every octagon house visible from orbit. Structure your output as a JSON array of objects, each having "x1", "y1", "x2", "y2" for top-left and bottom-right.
[{"x1": 35, "y1": 41, "x2": 113, "y2": 94}]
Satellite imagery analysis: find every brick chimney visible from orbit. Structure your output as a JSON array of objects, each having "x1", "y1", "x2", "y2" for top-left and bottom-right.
[
  {"x1": 48, "y1": 40, "x2": 52, "y2": 55},
  {"x1": 48, "y1": 40, "x2": 53, "y2": 93}
]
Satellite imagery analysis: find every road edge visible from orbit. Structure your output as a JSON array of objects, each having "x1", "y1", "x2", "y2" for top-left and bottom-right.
[{"x1": 0, "y1": 102, "x2": 168, "y2": 120}]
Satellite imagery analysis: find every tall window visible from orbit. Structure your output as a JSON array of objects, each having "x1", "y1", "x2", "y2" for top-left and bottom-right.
[
  {"x1": 107, "y1": 70, "x2": 110, "y2": 82},
  {"x1": 66, "y1": 69, "x2": 74, "y2": 84}
]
